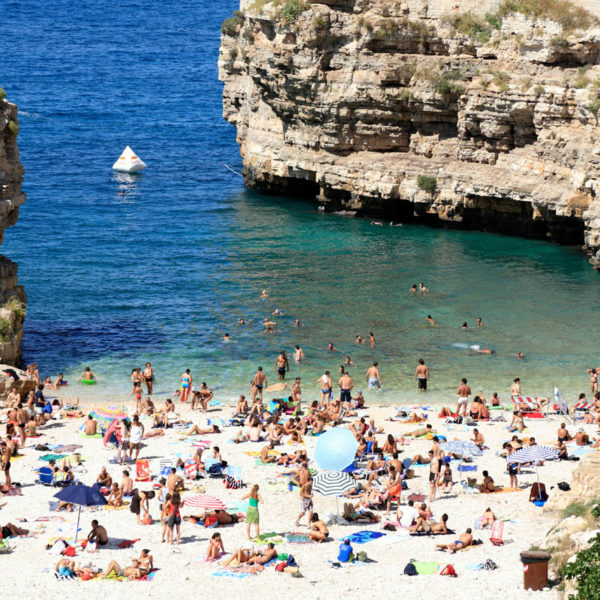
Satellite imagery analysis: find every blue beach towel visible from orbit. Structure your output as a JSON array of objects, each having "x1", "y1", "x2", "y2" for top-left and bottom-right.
[{"x1": 342, "y1": 531, "x2": 386, "y2": 544}]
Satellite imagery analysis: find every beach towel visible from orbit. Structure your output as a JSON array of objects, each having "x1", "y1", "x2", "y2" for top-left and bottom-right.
[
  {"x1": 39, "y1": 454, "x2": 67, "y2": 462},
  {"x1": 285, "y1": 532, "x2": 313, "y2": 544},
  {"x1": 412, "y1": 561, "x2": 439, "y2": 575},
  {"x1": 212, "y1": 570, "x2": 251, "y2": 579},
  {"x1": 117, "y1": 538, "x2": 140, "y2": 548},
  {"x1": 343, "y1": 531, "x2": 386, "y2": 544},
  {"x1": 135, "y1": 459, "x2": 152, "y2": 482},
  {"x1": 104, "y1": 502, "x2": 130, "y2": 511}
]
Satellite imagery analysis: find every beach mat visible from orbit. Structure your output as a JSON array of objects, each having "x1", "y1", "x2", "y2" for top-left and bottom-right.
[{"x1": 413, "y1": 561, "x2": 439, "y2": 575}]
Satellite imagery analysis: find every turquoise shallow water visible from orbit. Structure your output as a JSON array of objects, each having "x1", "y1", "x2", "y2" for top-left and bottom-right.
[{"x1": 2, "y1": 0, "x2": 599, "y2": 406}]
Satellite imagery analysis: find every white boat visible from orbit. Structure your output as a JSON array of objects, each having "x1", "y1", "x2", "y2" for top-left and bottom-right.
[{"x1": 112, "y1": 145, "x2": 146, "y2": 173}]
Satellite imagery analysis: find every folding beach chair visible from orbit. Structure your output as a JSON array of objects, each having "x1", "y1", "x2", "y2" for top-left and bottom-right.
[
  {"x1": 135, "y1": 459, "x2": 152, "y2": 482},
  {"x1": 36, "y1": 466, "x2": 55, "y2": 486},
  {"x1": 490, "y1": 520, "x2": 504, "y2": 545},
  {"x1": 224, "y1": 465, "x2": 243, "y2": 489}
]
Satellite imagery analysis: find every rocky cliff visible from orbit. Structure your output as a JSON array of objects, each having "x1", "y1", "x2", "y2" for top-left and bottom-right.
[
  {"x1": 0, "y1": 92, "x2": 26, "y2": 365},
  {"x1": 219, "y1": 0, "x2": 600, "y2": 267}
]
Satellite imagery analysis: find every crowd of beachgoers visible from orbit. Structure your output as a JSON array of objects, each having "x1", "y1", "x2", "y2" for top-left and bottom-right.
[{"x1": 1, "y1": 344, "x2": 599, "y2": 599}]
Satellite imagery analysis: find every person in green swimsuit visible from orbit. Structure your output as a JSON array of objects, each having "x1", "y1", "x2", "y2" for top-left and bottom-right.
[{"x1": 242, "y1": 484, "x2": 263, "y2": 540}]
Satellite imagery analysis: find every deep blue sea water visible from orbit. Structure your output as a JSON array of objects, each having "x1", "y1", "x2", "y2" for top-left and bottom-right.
[{"x1": 2, "y1": 0, "x2": 600, "y2": 405}]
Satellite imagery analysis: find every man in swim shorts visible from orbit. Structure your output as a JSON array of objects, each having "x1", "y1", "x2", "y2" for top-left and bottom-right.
[
  {"x1": 366, "y1": 362, "x2": 381, "y2": 391},
  {"x1": 251, "y1": 367, "x2": 266, "y2": 403},
  {"x1": 436, "y1": 528, "x2": 473, "y2": 553},
  {"x1": 456, "y1": 378, "x2": 471, "y2": 417},
  {"x1": 275, "y1": 351, "x2": 289, "y2": 381},
  {"x1": 338, "y1": 371, "x2": 354, "y2": 407},
  {"x1": 415, "y1": 359, "x2": 429, "y2": 391}
]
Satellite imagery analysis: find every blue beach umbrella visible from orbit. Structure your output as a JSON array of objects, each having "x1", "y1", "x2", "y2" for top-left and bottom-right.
[
  {"x1": 314, "y1": 429, "x2": 358, "y2": 471},
  {"x1": 440, "y1": 440, "x2": 483, "y2": 458},
  {"x1": 54, "y1": 484, "x2": 107, "y2": 544}
]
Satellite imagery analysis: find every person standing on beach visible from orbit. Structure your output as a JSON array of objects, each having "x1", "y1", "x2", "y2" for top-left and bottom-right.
[
  {"x1": 275, "y1": 351, "x2": 289, "y2": 381},
  {"x1": 180, "y1": 369, "x2": 192, "y2": 404},
  {"x1": 415, "y1": 359, "x2": 429, "y2": 391},
  {"x1": 456, "y1": 378, "x2": 471, "y2": 417},
  {"x1": 129, "y1": 415, "x2": 145, "y2": 462},
  {"x1": 318, "y1": 371, "x2": 332, "y2": 403},
  {"x1": 143, "y1": 362, "x2": 153, "y2": 395},
  {"x1": 242, "y1": 484, "x2": 263, "y2": 540},
  {"x1": 429, "y1": 450, "x2": 441, "y2": 502},
  {"x1": 511, "y1": 378, "x2": 521, "y2": 399},
  {"x1": 339, "y1": 371, "x2": 354, "y2": 408},
  {"x1": 296, "y1": 475, "x2": 313, "y2": 527},
  {"x1": 366, "y1": 362, "x2": 381, "y2": 391},
  {"x1": 251, "y1": 367, "x2": 266, "y2": 404}
]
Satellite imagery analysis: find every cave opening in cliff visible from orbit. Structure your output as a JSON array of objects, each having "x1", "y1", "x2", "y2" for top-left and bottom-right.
[{"x1": 459, "y1": 198, "x2": 585, "y2": 246}]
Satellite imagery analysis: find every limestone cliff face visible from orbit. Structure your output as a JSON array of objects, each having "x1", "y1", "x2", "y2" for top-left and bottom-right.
[
  {"x1": 0, "y1": 94, "x2": 26, "y2": 365},
  {"x1": 219, "y1": 0, "x2": 600, "y2": 267}
]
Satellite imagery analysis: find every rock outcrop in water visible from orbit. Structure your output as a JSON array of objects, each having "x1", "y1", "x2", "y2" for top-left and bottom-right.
[
  {"x1": 0, "y1": 93, "x2": 26, "y2": 365},
  {"x1": 219, "y1": 0, "x2": 600, "y2": 268}
]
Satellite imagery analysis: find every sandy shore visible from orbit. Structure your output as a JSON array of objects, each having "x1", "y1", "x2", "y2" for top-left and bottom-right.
[{"x1": 1, "y1": 390, "x2": 593, "y2": 600}]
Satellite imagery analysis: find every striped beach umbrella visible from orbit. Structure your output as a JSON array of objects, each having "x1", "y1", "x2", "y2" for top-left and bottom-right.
[
  {"x1": 313, "y1": 471, "x2": 355, "y2": 497},
  {"x1": 507, "y1": 445, "x2": 558, "y2": 499},
  {"x1": 506, "y1": 445, "x2": 558, "y2": 464},
  {"x1": 183, "y1": 494, "x2": 227, "y2": 510}
]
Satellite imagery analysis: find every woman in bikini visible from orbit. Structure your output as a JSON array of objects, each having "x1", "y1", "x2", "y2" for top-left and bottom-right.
[
  {"x1": 180, "y1": 369, "x2": 192, "y2": 404},
  {"x1": 206, "y1": 532, "x2": 225, "y2": 561},
  {"x1": 143, "y1": 363, "x2": 154, "y2": 395}
]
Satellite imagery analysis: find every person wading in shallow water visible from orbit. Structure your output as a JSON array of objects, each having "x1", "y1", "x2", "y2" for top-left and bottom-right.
[
  {"x1": 275, "y1": 351, "x2": 289, "y2": 381},
  {"x1": 415, "y1": 358, "x2": 429, "y2": 391}
]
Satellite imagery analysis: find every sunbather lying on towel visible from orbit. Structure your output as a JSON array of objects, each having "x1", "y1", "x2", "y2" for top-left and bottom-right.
[{"x1": 436, "y1": 528, "x2": 473, "y2": 553}]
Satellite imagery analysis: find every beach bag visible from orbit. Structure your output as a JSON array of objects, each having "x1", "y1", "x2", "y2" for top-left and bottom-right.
[
  {"x1": 356, "y1": 551, "x2": 368, "y2": 562},
  {"x1": 276, "y1": 562, "x2": 287, "y2": 572},
  {"x1": 440, "y1": 564, "x2": 457, "y2": 577},
  {"x1": 286, "y1": 554, "x2": 297, "y2": 567},
  {"x1": 62, "y1": 545, "x2": 76, "y2": 557},
  {"x1": 404, "y1": 562, "x2": 418, "y2": 576},
  {"x1": 484, "y1": 559, "x2": 498, "y2": 570},
  {"x1": 557, "y1": 482, "x2": 571, "y2": 491}
]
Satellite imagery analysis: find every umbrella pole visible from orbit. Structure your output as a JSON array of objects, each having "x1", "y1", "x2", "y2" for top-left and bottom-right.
[{"x1": 75, "y1": 505, "x2": 81, "y2": 545}]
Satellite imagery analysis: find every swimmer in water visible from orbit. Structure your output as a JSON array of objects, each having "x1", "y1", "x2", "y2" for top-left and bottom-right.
[
  {"x1": 369, "y1": 332, "x2": 375, "y2": 348},
  {"x1": 293, "y1": 345, "x2": 305, "y2": 362},
  {"x1": 81, "y1": 367, "x2": 97, "y2": 381},
  {"x1": 427, "y1": 315, "x2": 436, "y2": 325},
  {"x1": 462, "y1": 322, "x2": 468, "y2": 330},
  {"x1": 419, "y1": 283, "x2": 428, "y2": 293},
  {"x1": 223, "y1": 333, "x2": 231, "y2": 342},
  {"x1": 273, "y1": 308, "x2": 281, "y2": 316},
  {"x1": 410, "y1": 284, "x2": 417, "y2": 293},
  {"x1": 328, "y1": 342, "x2": 339, "y2": 352},
  {"x1": 263, "y1": 318, "x2": 276, "y2": 333},
  {"x1": 371, "y1": 221, "x2": 383, "y2": 226},
  {"x1": 261, "y1": 290, "x2": 269, "y2": 299},
  {"x1": 477, "y1": 317, "x2": 484, "y2": 327},
  {"x1": 238, "y1": 319, "x2": 247, "y2": 325},
  {"x1": 355, "y1": 335, "x2": 365, "y2": 344},
  {"x1": 294, "y1": 319, "x2": 301, "y2": 327},
  {"x1": 513, "y1": 352, "x2": 525, "y2": 360},
  {"x1": 345, "y1": 356, "x2": 355, "y2": 366}
]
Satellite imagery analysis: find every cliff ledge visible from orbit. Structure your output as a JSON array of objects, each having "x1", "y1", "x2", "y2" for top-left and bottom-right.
[
  {"x1": 219, "y1": 0, "x2": 600, "y2": 267},
  {"x1": 0, "y1": 91, "x2": 26, "y2": 365}
]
